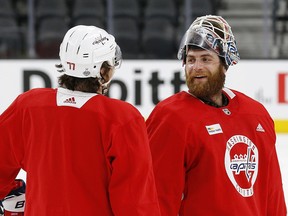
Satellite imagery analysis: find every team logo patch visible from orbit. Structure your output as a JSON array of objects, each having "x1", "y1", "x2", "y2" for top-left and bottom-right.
[{"x1": 224, "y1": 135, "x2": 259, "y2": 197}]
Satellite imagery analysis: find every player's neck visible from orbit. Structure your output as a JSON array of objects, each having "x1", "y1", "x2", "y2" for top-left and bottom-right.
[
  {"x1": 198, "y1": 92, "x2": 228, "y2": 108},
  {"x1": 210, "y1": 93, "x2": 223, "y2": 106}
]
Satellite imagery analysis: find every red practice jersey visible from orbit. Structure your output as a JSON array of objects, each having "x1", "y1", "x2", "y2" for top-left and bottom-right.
[
  {"x1": 0, "y1": 87, "x2": 160, "y2": 216},
  {"x1": 146, "y1": 88, "x2": 287, "y2": 216}
]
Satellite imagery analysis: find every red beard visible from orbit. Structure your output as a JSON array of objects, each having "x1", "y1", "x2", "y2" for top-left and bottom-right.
[{"x1": 186, "y1": 64, "x2": 226, "y2": 99}]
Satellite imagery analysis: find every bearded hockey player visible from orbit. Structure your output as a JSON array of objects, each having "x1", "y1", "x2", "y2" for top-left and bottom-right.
[{"x1": 146, "y1": 15, "x2": 287, "y2": 216}]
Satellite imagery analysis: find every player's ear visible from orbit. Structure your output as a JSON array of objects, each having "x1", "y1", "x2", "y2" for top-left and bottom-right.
[{"x1": 100, "y1": 64, "x2": 114, "y2": 84}]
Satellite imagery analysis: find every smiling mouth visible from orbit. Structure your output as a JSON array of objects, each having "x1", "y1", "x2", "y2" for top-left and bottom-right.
[
  {"x1": 194, "y1": 75, "x2": 207, "y2": 79},
  {"x1": 192, "y1": 75, "x2": 208, "y2": 85}
]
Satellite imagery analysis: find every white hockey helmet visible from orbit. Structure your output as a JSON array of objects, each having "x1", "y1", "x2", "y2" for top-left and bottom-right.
[
  {"x1": 177, "y1": 15, "x2": 240, "y2": 67},
  {"x1": 58, "y1": 25, "x2": 122, "y2": 79}
]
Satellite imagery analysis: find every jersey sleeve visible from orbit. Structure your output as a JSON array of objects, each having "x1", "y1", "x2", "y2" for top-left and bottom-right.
[
  {"x1": 259, "y1": 105, "x2": 287, "y2": 215},
  {"x1": 0, "y1": 98, "x2": 23, "y2": 199},
  {"x1": 107, "y1": 115, "x2": 161, "y2": 216},
  {"x1": 146, "y1": 107, "x2": 186, "y2": 216},
  {"x1": 267, "y1": 146, "x2": 287, "y2": 216}
]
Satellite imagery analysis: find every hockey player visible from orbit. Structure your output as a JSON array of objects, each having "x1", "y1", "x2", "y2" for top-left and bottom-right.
[
  {"x1": 0, "y1": 25, "x2": 160, "y2": 216},
  {"x1": 146, "y1": 15, "x2": 287, "y2": 215}
]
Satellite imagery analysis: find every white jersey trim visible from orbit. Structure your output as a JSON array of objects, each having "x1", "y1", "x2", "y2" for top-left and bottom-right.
[
  {"x1": 56, "y1": 87, "x2": 98, "y2": 108},
  {"x1": 223, "y1": 87, "x2": 236, "y2": 99}
]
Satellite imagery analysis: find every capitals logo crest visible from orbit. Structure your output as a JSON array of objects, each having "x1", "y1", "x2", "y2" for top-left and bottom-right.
[{"x1": 224, "y1": 135, "x2": 259, "y2": 197}]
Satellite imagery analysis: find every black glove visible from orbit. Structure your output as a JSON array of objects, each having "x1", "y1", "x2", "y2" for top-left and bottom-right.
[{"x1": 0, "y1": 200, "x2": 4, "y2": 216}]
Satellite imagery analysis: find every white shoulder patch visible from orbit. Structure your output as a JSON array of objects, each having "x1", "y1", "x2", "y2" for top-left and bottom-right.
[
  {"x1": 223, "y1": 88, "x2": 236, "y2": 99},
  {"x1": 56, "y1": 87, "x2": 98, "y2": 108}
]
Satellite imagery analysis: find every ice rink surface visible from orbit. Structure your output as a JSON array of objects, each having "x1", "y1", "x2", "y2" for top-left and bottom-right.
[{"x1": 16, "y1": 134, "x2": 288, "y2": 213}]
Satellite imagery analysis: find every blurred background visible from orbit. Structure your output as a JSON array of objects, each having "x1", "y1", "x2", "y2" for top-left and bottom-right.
[{"x1": 0, "y1": 0, "x2": 287, "y2": 60}]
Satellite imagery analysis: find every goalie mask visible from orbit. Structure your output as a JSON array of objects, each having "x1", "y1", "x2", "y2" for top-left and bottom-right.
[
  {"x1": 58, "y1": 25, "x2": 122, "y2": 82},
  {"x1": 177, "y1": 15, "x2": 240, "y2": 67}
]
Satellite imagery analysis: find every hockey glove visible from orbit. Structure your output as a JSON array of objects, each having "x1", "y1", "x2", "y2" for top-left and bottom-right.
[
  {"x1": 2, "y1": 179, "x2": 25, "y2": 215},
  {"x1": 0, "y1": 201, "x2": 4, "y2": 216}
]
